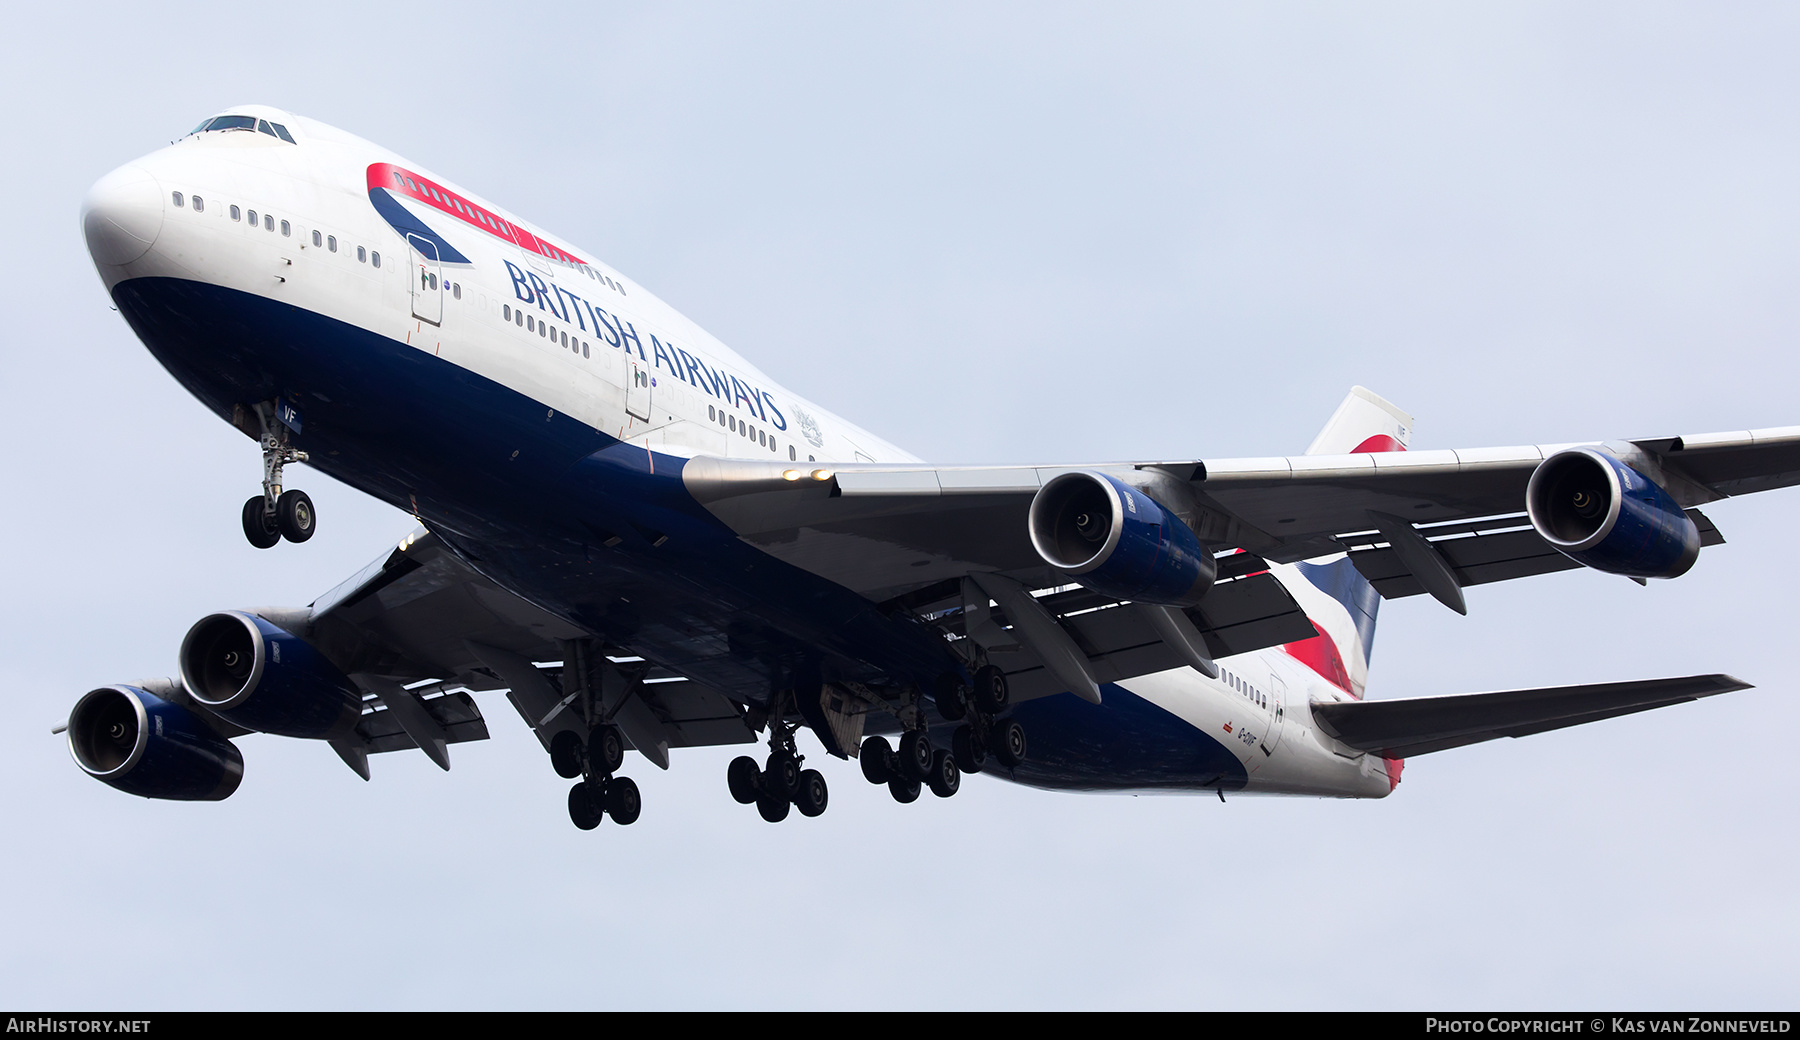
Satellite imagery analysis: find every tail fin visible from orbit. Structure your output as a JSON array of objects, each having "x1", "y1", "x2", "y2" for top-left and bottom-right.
[
  {"x1": 1284, "y1": 388, "x2": 1413, "y2": 696},
  {"x1": 1305, "y1": 385, "x2": 1414, "y2": 456}
]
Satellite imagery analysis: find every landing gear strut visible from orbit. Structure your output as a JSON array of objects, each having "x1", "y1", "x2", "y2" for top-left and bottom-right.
[
  {"x1": 240, "y1": 401, "x2": 315, "y2": 548},
  {"x1": 727, "y1": 709, "x2": 829, "y2": 824},
  {"x1": 549, "y1": 641, "x2": 644, "y2": 830}
]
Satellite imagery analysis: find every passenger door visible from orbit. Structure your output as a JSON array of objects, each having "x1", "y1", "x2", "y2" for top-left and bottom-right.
[
  {"x1": 625, "y1": 355, "x2": 653, "y2": 422},
  {"x1": 408, "y1": 234, "x2": 442, "y2": 325}
]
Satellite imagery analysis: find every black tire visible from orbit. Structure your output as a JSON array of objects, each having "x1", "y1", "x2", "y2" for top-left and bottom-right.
[
  {"x1": 859, "y1": 736, "x2": 893, "y2": 784},
  {"x1": 952, "y1": 724, "x2": 985, "y2": 774},
  {"x1": 605, "y1": 776, "x2": 641, "y2": 825},
  {"x1": 973, "y1": 665, "x2": 1009, "y2": 715},
  {"x1": 765, "y1": 753, "x2": 801, "y2": 798},
  {"x1": 888, "y1": 776, "x2": 921, "y2": 804},
  {"x1": 550, "y1": 730, "x2": 585, "y2": 779},
  {"x1": 900, "y1": 730, "x2": 935, "y2": 782},
  {"x1": 993, "y1": 717, "x2": 1027, "y2": 768},
  {"x1": 588, "y1": 724, "x2": 624, "y2": 776},
  {"x1": 934, "y1": 673, "x2": 968, "y2": 722},
  {"x1": 567, "y1": 782, "x2": 602, "y2": 830},
  {"x1": 275, "y1": 489, "x2": 316, "y2": 543},
  {"x1": 795, "y1": 769, "x2": 829, "y2": 817},
  {"x1": 928, "y1": 748, "x2": 960, "y2": 798},
  {"x1": 756, "y1": 790, "x2": 791, "y2": 822},
  {"x1": 727, "y1": 756, "x2": 761, "y2": 804},
  {"x1": 241, "y1": 497, "x2": 280, "y2": 549}
]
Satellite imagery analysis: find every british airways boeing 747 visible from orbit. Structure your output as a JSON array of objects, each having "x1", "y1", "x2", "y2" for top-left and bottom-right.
[{"x1": 67, "y1": 106, "x2": 1790, "y2": 828}]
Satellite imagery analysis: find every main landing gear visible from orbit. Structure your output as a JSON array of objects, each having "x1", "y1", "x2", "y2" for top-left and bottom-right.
[
  {"x1": 728, "y1": 715, "x2": 828, "y2": 824},
  {"x1": 240, "y1": 401, "x2": 316, "y2": 549},
  {"x1": 556, "y1": 723, "x2": 641, "y2": 830},
  {"x1": 857, "y1": 666, "x2": 1027, "y2": 805}
]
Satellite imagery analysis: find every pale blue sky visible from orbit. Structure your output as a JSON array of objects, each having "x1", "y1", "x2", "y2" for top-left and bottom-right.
[{"x1": 1, "y1": 2, "x2": 1795, "y2": 1008}]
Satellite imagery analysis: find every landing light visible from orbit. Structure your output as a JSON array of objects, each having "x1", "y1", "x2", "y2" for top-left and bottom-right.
[
  {"x1": 782, "y1": 469, "x2": 802, "y2": 481},
  {"x1": 811, "y1": 469, "x2": 833, "y2": 482}
]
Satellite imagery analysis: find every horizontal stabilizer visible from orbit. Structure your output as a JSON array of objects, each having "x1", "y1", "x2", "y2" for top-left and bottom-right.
[{"x1": 1311, "y1": 673, "x2": 1750, "y2": 758}]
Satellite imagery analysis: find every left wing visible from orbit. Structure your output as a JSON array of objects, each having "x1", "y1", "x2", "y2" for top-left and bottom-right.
[{"x1": 289, "y1": 529, "x2": 755, "y2": 775}]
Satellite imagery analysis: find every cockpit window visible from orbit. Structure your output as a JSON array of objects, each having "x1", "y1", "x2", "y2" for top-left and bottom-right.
[
  {"x1": 189, "y1": 115, "x2": 296, "y2": 143},
  {"x1": 202, "y1": 115, "x2": 257, "y2": 132}
]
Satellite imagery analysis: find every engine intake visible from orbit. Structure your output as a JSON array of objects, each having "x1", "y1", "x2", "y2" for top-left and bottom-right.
[
  {"x1": 179, "y1": 611, "x2": 363, "y2": 739},
  {"x1": 67, "y1": 685, "x2": 243, "y2": 801},
  {"x1": 1028, "y1": 471, "x2": 1216, "y2": 605},
  {"x1": 1526, "y1": 448, "x2": 1701, "y2": 578}
]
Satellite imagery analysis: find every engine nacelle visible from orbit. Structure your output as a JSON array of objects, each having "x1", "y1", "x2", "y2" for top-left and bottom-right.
[
  {"x1": 1028, "y1": 471, "x2": 1216, "y2": 606},
  {"x1": 1526, "y1": 447, "x2": 1701, "y2": 578},
  {"x1": 179, "y1": 611, "x2": 363, "y2": 739},
  {"x1": 67, "y1": 685, "x2": 243, "y2": 801}
]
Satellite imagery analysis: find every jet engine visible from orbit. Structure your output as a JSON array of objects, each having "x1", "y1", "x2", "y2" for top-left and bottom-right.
[
  {"x1": 67, "y1": 685, "x2": 243, "y2": 801},
  {"x1": 179, "y1": 611, "x2": 363, "y2": 739},
  {"x1": 1526, "y1": 447, "x2": 1701, "y2": 578},
  {"x1": 1028, "y1": 471, "x2": 1216, "y2": 605}
]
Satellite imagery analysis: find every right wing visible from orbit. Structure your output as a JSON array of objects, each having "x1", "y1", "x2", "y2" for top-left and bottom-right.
[{"x1": 681, "y1": 425, "x2": 1800, "y2": 606}]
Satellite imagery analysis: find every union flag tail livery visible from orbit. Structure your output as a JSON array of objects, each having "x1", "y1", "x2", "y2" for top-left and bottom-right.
[{"x1": 67, "y1": 107, "x2": 1771, "y2": 826}]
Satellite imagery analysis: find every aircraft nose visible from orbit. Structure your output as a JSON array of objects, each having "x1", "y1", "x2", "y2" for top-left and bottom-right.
[{"x1": 82, "y1": 164, "x2": 164, "y2": 266}]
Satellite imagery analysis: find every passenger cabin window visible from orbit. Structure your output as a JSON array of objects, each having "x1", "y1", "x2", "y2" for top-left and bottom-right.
[
  {"x1": 327, "y1": 235, "x2": 337, "y2": 252},
  {"x1": 192, "y1": 196, "x2": 203, "y2": 213},
  {"x1": 371, "y1": 251, "x2": 380, "y2": 267},
  {"x1": 172, "y1": 191, "x2": 184, "y2": 207},
  {"x1": 357, "y1": 246, "x2": 366, "y2": 262},
  {"x1": 247, "y1": 209, "x2": 258, "y2": 225},
  {"x1": 264, "y1": 215, "x2": 274, "y2": 231},
  {"x1": 230, "y1": 205, "x2": 241, "y2": 221},
  {"x1": 280, "y1": 220, "x2": 290, "y2": 237},
  {"x1": 312, "y1": 230, "x2": 322, "y2": 247}
]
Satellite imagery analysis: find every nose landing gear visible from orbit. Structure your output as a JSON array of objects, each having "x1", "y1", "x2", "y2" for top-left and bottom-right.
[{"x1": 239, "y1": 400, "x2": 315, "y2": 549}]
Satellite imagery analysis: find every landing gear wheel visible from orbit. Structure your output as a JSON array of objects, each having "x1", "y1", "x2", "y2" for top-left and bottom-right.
[
  {"x1": 900, "y1": 730, "x2": 935, "y2": 782},
  {"x1": 604, "y1": 776, "x2": 641, "y2": 825},
  {"x1": 587, "y1": 724, "x2": 624, "y2": 776},
  {"x1": 567, "y1": 782, "x2": 602, "y2": 830},
  {"x1": 952, "y1": 724, "x2": 985, "y2": 774},
  {"x1": 973, "y1": 665, "x2": 1009, "y2": 715},
  {"x1": 993, "y1": 717, "x2": 1027, "y2": 768},
  {"x1": 859, "y1": 736, "x2": 894, "y2": 784},
  {"x1": 756, "y1": 790, "x2": 791, "y2": 822},
  {"x1": 928, "y1": 749, "x2": 960, "y2": 798},
  {"x1": 727, "y1": 756, "x2": 761, "y2": 804},
  {"x1": 934, "y1": 673, "x2": 969, "y2": 721},
  {"x1": 241, "y1": 497, "x2": 280, "y2": 549},
  {"x1": 795, "y1": 769, "x2": 829, "y2": 817},
  {"x1": 765, "y1": 753, "x2": 801, "y2": 798},
  {"x1": 888, "y1": 776, "x2": 921, "y2": 804},
  {"x1": 550, "y1": 730, "x2": 585, "y2": 779},
  {"x1": 275, "y1": 489, "x2": 316, "y2": 543}
]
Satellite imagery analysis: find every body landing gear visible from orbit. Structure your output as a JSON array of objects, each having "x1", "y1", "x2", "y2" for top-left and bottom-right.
[
  {"x1": 728, "y1": 715, "x2": 829, "y2": 824},
  {"x1": 241, "y1": 400, "x2": 315, "y2": 548},
  {"x1": 856, "y1": 666, "x2": 1028, "y2": 808},
  {"x1": 560, "y1": 722, "x2": 640, "y2": 830}
]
